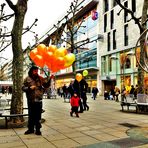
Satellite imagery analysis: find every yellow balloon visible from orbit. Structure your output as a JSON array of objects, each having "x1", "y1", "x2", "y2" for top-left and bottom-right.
[
  {"x1": 54, "y1": 47, "x2": 68, "y2": 57},
  {"x1": 64, "y1": 53, "x2": 75, "y2": 67},
  {"x1": 76, "y1": 73, "x2": 82, "y2": 82}
]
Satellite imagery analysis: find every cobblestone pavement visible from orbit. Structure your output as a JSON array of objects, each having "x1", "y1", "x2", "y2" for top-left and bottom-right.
[{"x1": 0, "y1": 94, "x2": 148, "y2": 148}]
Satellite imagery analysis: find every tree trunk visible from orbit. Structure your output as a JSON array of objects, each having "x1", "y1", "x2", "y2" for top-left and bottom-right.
[
  {"x1": 9, "y1": 0, "x2": 27, "y2": 123},
  {"x1": 138, "y1": 0, "x2": 148, "y2": 94}
]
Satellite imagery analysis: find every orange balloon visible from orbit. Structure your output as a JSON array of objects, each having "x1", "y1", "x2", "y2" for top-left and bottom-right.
[
  {"x1": 46, "y1": 62, "x2": 52, "y2": 70},
  {"x1": 37, "y1": 44, "x2": 47, "y2": 58},
  {"x1": 50, "y1": 63, "x2": 60, "y2": 73},
  {"x1": 30, "y1": 48, "x2": 38, "y2": 60},
  {"x1": 33, "y1": 55, "x2": 45, "y2": 68},
  {"x1": 47, "y1": 45, "x2": 57, "y2": 53},
  {"x1": 44, "y1": 51, "x2": 55, "y2": 63},
  {"x1": 76, "y1": 73, "x2": 82, "y2": 82},
  {"x1": 56, "y1": 57, "x2": 65, "y2": 68}
]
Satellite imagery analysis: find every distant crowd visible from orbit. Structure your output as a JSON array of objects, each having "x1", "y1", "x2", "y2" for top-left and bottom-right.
[
  {"x1": 104, "y1": 84, "x2": 148, "y2": 102},
  {"x1": 0, "y1": 86, "x2": 12, "y2": 95}
]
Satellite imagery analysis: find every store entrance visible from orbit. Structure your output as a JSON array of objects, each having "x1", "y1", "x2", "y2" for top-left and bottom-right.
[{"x1": 104, "y1": 80, "x2": 116, "y2": 92}]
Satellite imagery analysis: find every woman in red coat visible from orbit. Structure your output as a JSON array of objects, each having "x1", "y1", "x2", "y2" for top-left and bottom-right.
[{"x1": 70, "y1": 92, "x2": 80, "y2": 117}]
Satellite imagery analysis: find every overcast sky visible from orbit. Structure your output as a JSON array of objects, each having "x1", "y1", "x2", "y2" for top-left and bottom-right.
[{"x1": 0, "y1": 0, "x2": 73, "y2": 63}]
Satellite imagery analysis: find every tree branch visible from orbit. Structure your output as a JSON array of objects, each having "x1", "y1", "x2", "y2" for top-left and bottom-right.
[
  {"x1": 115, "y1": 0, "x2": 143, "y2": 31},
  {"x1": 0, "y1": 13, "x2": 14, "y2": 21},
  {"x1": 22, "y1": 19, "x2": 38, "y2": 35},
  {"x1": 0, "y1": 42, "x2": 11, "y2": 52},
  {"x1": 5, "y1": 0, "x2": 16, "y2": 11}
]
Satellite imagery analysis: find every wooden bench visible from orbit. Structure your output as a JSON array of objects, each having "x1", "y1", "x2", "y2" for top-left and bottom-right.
[
  {"x1": 120, "y1": 95, "x2": 137, "y2": 112},
  {"x1": 0, "y1": 108, "x2": 45, "y2": 128},
  {"x1": 0, "y1": 113, "x2": 28, "y2": 128}
]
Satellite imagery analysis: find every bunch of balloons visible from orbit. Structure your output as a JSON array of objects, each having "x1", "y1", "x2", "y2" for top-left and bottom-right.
[
  {"x1": 29, "y1": 44, "x2": 75, "y2": 73},
  {"x1": 75, "y1": 70, "x2": 88, "y2": 82}
]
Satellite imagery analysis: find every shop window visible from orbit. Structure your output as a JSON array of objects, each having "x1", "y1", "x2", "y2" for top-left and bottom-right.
[
  {"x1": 101, "y1": 56, "x2": 106, "y2": 74},
  {"x1": 125, "y1": 57, "x2": 131, "y2": 68},
  {"x1": 108, "y1": 55, "x2": 112, "y2": 72}
]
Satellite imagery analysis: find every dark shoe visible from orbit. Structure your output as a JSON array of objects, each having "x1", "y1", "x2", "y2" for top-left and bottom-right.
[
  {"x1": 35, "y1": 131, "x2": 42, "y2": 135},
  {"x1": 24, "y1": 130, "x2": 34, "y2": 135},
  {"x1": 87, "y1": 106, "x2": 89, "y2": 111},
  {"x1": 76, "y1": 114, "x2": 79, "y2": 118},
  {"x1": 70, "y1": 112, "x2": 73, "y2": 117}
]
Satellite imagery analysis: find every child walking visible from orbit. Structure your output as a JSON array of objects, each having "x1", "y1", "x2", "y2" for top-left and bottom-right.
[{"x1": 70, "y1": 92, "x2": 80, "y2": 117}]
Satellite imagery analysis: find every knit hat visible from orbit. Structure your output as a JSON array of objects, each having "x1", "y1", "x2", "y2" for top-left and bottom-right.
[
  {"x1": 28, "y1": 66, "x2": 38, "y2": 77},
  {"x1": 30, "y1": 66, "x2": 38, "y2": 71}
]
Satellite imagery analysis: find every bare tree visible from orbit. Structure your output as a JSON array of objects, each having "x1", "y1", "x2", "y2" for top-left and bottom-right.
[
  {"x1": 115, "y1": 0, "x2": 148, "y2": 94},
  {"x1": 0, "y1": 0, "x2": 37, "y2": 124},
  {"x1": 41, "y1": 0, "x2": 103, "y2": 73}
]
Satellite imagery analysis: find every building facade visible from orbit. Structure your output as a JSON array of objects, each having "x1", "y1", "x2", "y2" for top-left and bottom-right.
[
  {"x1": 99, "y1": 0, "x2": 148, "y2": 93},
  {"x1": 37, "y1": 0, "x2": 147, "y2": 94}
]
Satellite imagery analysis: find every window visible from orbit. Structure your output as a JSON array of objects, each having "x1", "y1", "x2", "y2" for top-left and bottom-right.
[
  {"x1": 124, "y1": 1, "x2": 128, "y2": 23},
  {"x1": 107, "y1": 32, "x2": 111, "y2": 51},
  {"x1": 132, "y1": 0, "x2": 136, "y2": 13},
  {"x1": 125, "y1": 57, "x2": 131, "y2": 68},
  {"x1": 104, "y1": 14, "x2": 107, "y2": 32},
  {"x1": 110, "y1": 10, "x2": 114, "y2": 29},
  {"x1": 108, "y1": 55, "x2": 112, "y2": 72},
  {"x1": 113, "y1": 30, "x2": 116, "y2": 49},
  {"x1": 104, "y1": 0, "x2": 109, "y2": 12},
  {"x1": 101, "y1": 56, "x2": 106, "y2": 74},
  {"x1": 124, "y1": 24, "x2": 128, "y2": 46}
]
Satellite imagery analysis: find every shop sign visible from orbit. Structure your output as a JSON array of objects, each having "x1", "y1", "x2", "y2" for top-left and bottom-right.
[{"x1": 91, "y1": 10, "x2": 98, "y2": 20}]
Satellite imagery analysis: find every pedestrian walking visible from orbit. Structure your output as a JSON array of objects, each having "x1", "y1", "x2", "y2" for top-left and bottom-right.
[
  {"x1": 114, "y1": 86, "x2": 120, "y2": 102},
  {"x1": 92, "y1": 87, "x2": 99, "y2": 100},
  {"x1": 121, "y1": 86, "x2": 127, "y2": 102},
  {"x1": 129, "y1": 85, "x2": 135, "y2": 98},
  {"x1": 73, "y1": 78, "x2": 89, "y2": 112},
  {"x1": 134, "y1": 84, "x2": 138, "y2": 99},
  {"x1": 62, "y1": 84, "x2": 67, "y2": 102},
  {"x1": 70, "y1": 92, "x2": 80, "y2": 117},
  {"x1": 22, "y1": 66, "x2": 53, "y2": 135}
]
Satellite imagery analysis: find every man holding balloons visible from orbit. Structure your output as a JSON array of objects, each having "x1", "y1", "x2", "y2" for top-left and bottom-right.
[{"x1": 22, "y1": 66, "x2": 54, "y2": 135}]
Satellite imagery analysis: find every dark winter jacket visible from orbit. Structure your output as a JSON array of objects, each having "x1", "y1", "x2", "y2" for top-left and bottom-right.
[
  {"x1": 73, "y1": 79, "x2": 88, "y2": 97},
  {"x1": 92, "y1": 87, "x2": 99, "y2": 94},
  {"x1": 22, "y1": 75, "x2": 51, "y2": 102}
]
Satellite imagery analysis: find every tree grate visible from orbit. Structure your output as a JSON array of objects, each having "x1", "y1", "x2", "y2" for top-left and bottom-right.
[{"x1": 110, "y1": 137, "x2": 147, "y2": 148}]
